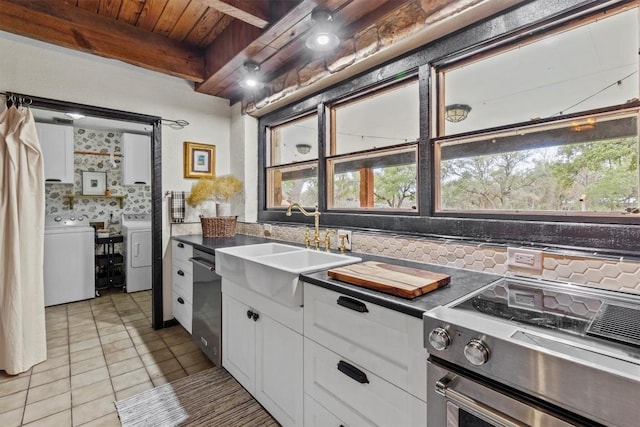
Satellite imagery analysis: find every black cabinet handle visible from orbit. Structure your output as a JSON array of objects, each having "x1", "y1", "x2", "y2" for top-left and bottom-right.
[
  {"x1": 177, "y1": 297, "x2": 184, "y2": 304},
  {"x1": 337, "y1": 360, "x2": 369, "y2": 384},
  {"x1": 252, "y1": 312, "x2": 260, "y2": 321},
  {"x1": 177, "y1": 243, "x2": 184, "y2": 248},
  {"x1": 177, "y1": 270, "x2": 184, "y2": 276},
  {"x1": 337, "y1": 296, "x2": 368, "y2": 313},
  {"x1": 134, "y1": 181, "x2": 147, "y2": 184},
  {"x1": 247, "y1": 310, "x2": 253, "y2": 319},
  {"x1": 45, "y1": 178, "x2": 62, "y2": 182}
]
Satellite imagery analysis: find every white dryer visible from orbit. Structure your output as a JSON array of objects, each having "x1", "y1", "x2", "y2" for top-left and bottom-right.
[
  {"x1": 44, "y1": 214, "x2": 95, "y2": 306},
  {"x1": 121, "y1": 213, "x2": 152, "y2": 293}
]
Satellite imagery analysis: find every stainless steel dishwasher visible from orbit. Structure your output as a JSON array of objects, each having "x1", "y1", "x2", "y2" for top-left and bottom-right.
[{"x1": 189, "y1": 249, "x2": 222, "y2": 366}]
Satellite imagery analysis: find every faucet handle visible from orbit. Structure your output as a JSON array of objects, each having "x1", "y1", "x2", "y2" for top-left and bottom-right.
[{"x1": 324, "y1": 229, "x2": 337, "y2": 252}]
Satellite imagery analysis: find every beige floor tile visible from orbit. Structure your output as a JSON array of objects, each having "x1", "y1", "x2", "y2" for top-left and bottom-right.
[
  {"x1": 185, "y1": 361, "x2": 214, "y2": 375},
  {"x1": 70, "y1": 356, "x2": 106, "y2": 376},
  {"x1": 157, "y1": 325, "x2": 188, "y2": 338},
  {"x1": 176, "y1": 350, "x2": 209, "y2": 369},
  {"x1": 69, "y1": 338, "x2": 101, "y2": 354},
  {"x1": 0, "y1": 369, "x2": 30, "y2": 383},
  {"x1": 99, "y1": 331, "x2": 130, "y2": 345},
  {"x1": 69, "y1": 347, "x2": 103, "y2": 364},
  {"x1": 140, "y1": 348, "x2": 174, "y2": 366},
  {"x1": 45, "y1": 321, "x2": 68, "y2": 333},
  {"x1": 68, "y1": 324, "x2": 96, "y2": 336},
  {"x1": 168, "y1": 340, "x2": 199, "y2": 356},
  {"x1": 30, "y1": 366, "x2": 69, "y2": 388},
  {"x1": 107, "y1": 357, "x2": 143, "y2": 377},
  {"x1": 114, "y1": 380, "x2": 153, "y2": 401},
  {"x1": 130, "y1": 331, "x2": 160, "y2": 346},
  {"x1": 0, "y1": 390, "x2": 27, "y2": 413},
  {"x1": 150, "y1": 368, "x2": 187, "y2": 387},
  {"x1": 104, "y1": 347, "x2": 138, "y2": 365},
  {"x1": 124, "y1": 319, "x2": 152, "y2": 330},
  {"x1": 77, "y1": 411, "x2": 120, "y2": 427},
  {"x1": 23, "y1": 409, "x2": 71, "y2": 427},
  {"x1": 70, "y1": 366, "x2": 109, "y2": 390},
  {"x1": 32, "y1": 354, "x2": 69, "y2": 374},
  {"x1": 26, "y1": 378, "x2": 70, "y2": 405},
  {"x1": 69, "y1": 330, "x2": 99, "y2": 344},
  {"x1": 22, "y1": 391, "x2": 70, "y2": 424},
  {"x1": 71, "y1": 379, "x2": 113, "y2": 407},
  {"x1": 134, "y1": 339, "x2": 167, "y2": 356},
  {"x1": 65, "y1": 316, "x2": 94, "y2": 327},
  {"x1": 101, "y1": 338, "x2": 134, "y2": 354},
  {"x1": 0, "y1": 407, "x2": 23, "y2": 427},
  {"x1": 120, "y1": 312, "x2": 146, "y2": 323},
  {"x1": 145, "y1": 358, "x2": 182, "y2": 379},
  {"x1": 0, "y1": 376, "x2": 30, "y2": 398},
  {"x1": 97, "y1": 324, "x2": 126, "y2": 337},
  {"x1": 111, "y1": 368, "x2": 150, "y2": 391},
  {"x1": 45, "y1": 305, "x2": 66, "y2": 314},
  {"x1": 125, "y1": 324, "x2": 154, "y2": 338},
  {"x1": 45, "y1": 329, "x2": 68, "y2": 341},
  {"x1": 47, "y1": 335, "x2": 69, "y2": 350},
  {"x1": 71, "y1": 394, "x2": 115, "y2": 426},
  {"x1": 47, "y1": 345, "x2": 70, "y2": 358}
]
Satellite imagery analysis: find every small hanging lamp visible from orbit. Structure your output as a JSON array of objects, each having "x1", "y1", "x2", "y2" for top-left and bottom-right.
[
  {"x1": 445, "y1": 104, "x2": 472, "y2": 122},
  {"x1": 305, "y1": 8, "x2": 340, "y2": 52},
  {"x1": 240, "y1": 61, "x2": 264, "y2": 90}
]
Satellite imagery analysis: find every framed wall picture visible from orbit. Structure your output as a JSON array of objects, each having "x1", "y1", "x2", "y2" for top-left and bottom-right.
[
  {"x1": 184, "y1": 141, "x2": 216, "y2": 179},
  {"x1": 82, "y1": 171, "x2": 107, "y2": 195}
]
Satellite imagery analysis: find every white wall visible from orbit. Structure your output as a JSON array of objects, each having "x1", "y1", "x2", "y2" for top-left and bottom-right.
[
  {"x1": 0, "y1": 31, "x2": 232, "y2": 321},
  {"x1": 230, "y1": 103, "x2": 258, "y2": 222}
]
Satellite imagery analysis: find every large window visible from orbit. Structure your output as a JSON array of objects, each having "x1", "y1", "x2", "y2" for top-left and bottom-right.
[{"x1": 436, "y1": 6, "x2": 639, "y2": 216}]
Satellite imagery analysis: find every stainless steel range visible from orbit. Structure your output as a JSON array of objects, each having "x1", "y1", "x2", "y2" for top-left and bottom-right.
[{"x1": 423, "y1": 276, "x2": 640, "y2": 427}]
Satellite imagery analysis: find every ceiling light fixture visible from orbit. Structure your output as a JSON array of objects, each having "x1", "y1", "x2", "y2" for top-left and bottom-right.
[
  {"x1": 65, "y1": 113, "x2": 85, "y2": 120},
  {"x1": 296, "y1": 143, "x2": 312, "y2": 154},
  {"x1": 445, "y1": 104, "x2": 472, "y2": 123},
  {"x1": 240, "y1": 61, "x2": 264, "y2": 90},
  {"x1": 305, "y1": 8, "x2": 340, "y2": 52}
]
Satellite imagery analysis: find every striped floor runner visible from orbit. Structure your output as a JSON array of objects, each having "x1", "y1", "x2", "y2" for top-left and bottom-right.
[{"x1": 115, "y1": 367, "x2": 279, "y2": 426}]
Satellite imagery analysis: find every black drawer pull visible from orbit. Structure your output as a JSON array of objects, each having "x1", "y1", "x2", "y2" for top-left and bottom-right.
[
  {"x1": 177, "y1": 270, "x2": 184, "y2": 276},
  {"x1": 45, "y1": 178, "x2": 62, "y2": 182},
  {"x1": 247, "y1": 310, "x2": 253, "y2": 319},
  {"x1": 337, "y1": 296, "x2": 368, "y2": 313},
  {"x1": 252, "y1": 312, "x2": 259, "y2": 321},
  {"x1": 134, "y1": 181, "x2": 147, "y2": 184},
  {"x1": 177, "y1": 297, "x2": 185, "y2": 304},
  {"x1": 177, "y1": 243, "x2": 184, "y2": 248},
  {"x1": 337, "y1": 360, "x2": 369, "y2": 384}
]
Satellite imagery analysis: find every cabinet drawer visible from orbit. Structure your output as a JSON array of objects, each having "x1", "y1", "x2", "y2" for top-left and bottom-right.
[
  {"x1": 173, "y1": 291, "x2": 192, "y2": 334},
  {"x1": 172, "y1": 265, "x2": 193, "y2": 303},
  {"x1": 304, "y1": 338, "x2": 426, "y2": 427},
  {"x1": 304, "y1": 284, "x2": 427, "y2": 401},
  {"x1": 304, "y1": 394, "x2": 345, "y2": 427},
  {"x1": 172, "y1": 240, "x2": 193, "y2": 273}
]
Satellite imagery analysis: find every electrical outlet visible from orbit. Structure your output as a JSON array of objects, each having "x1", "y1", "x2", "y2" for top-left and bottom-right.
[
  {"x1": 337, "y1": 229, "x2": 352, "y2": 251},
  {"x1": 507, "y1": 247, "x2": 543, "y2": 271}
]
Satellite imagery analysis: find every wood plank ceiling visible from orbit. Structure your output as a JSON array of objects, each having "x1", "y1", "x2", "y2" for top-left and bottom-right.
[{"x1": 0, "y1": 0, "x2": 414, "y2": 104}]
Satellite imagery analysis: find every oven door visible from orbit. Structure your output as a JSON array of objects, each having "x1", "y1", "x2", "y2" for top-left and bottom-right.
[{"x1": 427, "y1": 360, "x2": 576, "y2": 427}]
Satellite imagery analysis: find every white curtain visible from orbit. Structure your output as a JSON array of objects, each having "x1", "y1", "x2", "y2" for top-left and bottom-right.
[{"x1": 0, "y1": 103, "x2": 47, "y2": 375}]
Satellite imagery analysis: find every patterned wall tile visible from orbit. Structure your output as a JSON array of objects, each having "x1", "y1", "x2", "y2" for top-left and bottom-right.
[{"x1": 45, "y1": 128, "x2": 151, "y2": 234}]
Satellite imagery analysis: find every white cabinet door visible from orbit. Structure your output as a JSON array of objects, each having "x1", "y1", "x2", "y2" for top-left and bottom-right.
[
  {"x1": 36, "y1": 122, "x2": 74, "y2": 184},
  {"x1": 222, "y1": 294, "x2": 256, "y2": 394},
  {"x1": 256, "y1": 314, "x2": 303, "y2": 427},
  {"x1": 121, "y1": 133, "x2": 151, "y2": 185}
]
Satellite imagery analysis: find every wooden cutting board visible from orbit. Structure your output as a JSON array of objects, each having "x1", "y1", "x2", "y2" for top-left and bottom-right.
[{"x1": 327, "y1": 261, "x2": 450, "y2": 299}]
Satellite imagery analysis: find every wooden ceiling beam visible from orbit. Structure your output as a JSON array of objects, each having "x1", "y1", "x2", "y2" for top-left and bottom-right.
[
  {"x1": 0, "y1": 0, "x2": 205, "y2": 82},
  {"x1": 198, "y1": 0, "x2": 270, "y2": 29}
]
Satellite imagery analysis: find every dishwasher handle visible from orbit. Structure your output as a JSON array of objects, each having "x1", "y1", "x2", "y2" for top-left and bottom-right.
[{"x1": 189, "y1": 257, "x2": 215, "y2": 272}]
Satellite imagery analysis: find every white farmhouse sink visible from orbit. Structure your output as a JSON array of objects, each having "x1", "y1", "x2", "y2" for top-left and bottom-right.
[{"x1": 216, "y1": 243, "x2": 361, "y2": 307}]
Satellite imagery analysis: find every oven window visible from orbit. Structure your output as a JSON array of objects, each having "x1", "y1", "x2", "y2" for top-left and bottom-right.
[{"x1": 459, "y1": 409, "x2": 495, "y2": 427}]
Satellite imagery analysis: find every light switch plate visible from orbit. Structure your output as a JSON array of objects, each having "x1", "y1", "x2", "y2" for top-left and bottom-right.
[{"x1": 507, "y1": 247, "x2": 543, "y2": 271}]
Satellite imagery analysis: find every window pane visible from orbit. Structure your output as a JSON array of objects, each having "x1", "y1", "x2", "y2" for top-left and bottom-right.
[
  {"x1": 267, "y1": 162, "x2": 318, "y2": 208},
  {"x1": 269, "y1": 114, "x2": 318, "y2": 166},
  {"x1": 442, "y1": 8, "x2": 639, "y2": 135},
  {"x1": 437, "y1": 112, "x2": 639, "y2": 214},
  {"x1": 328, "y1": 146, "x2": 417, "y2": 210},
  {"x1": 333, "y1": 80, "x2": 419, "y2": 155}
]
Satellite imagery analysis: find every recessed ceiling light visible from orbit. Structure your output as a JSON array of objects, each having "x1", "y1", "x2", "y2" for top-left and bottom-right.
[{"x1": 65, "y1": 113, "x2": 85, "y2": 120}]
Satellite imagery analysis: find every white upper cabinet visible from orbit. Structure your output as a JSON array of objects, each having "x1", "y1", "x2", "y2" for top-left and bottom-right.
[
  {"x1": 36, "y1": 122, "x2": 74, "y2": 184},
  {"x1": 121, "y1": 133, "x2": 151, "y2": 185}
]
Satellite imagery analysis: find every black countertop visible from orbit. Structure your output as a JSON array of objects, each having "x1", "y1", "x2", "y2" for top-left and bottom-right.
[{"x1": 172, "y1": 234, "x2": 501, "y2": 319}]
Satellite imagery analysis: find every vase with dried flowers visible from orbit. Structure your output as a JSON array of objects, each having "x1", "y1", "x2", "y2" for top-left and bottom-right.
[{"x1": 186, "y1": 175, "x2": 243, "y2": 237}]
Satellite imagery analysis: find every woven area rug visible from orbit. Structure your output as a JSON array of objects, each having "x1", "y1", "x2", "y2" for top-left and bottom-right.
[{"x1": 115, "y1": 367, "x2": 279, "y2": 427}]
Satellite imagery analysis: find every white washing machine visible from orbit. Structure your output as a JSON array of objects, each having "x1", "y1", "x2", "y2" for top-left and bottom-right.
[
  {"x1": 121, "y1": 213, "x2": 152, "y2": 293},
  {"x1": 44, "y1": 213, "x2": 95, "y2": 306}
]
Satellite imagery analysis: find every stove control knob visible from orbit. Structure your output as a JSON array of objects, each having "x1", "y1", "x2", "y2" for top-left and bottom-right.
[
  {"x1": 464, "y1": 339, "x2": 490, "y2": 365},
  {"x1": 54, "y1": 216, "x2": 62, "y2": 222},
  {"x1": 428, "y1": 327, "x2": 451, "y2": 351},
  {"x1": 69, "y1": 216, "x2": 76, "y2": 221}
]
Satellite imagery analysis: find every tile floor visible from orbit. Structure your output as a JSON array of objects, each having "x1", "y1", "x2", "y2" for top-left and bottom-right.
[{"x1": 0, "y1": 290, "x2": 214, "y2": 426}]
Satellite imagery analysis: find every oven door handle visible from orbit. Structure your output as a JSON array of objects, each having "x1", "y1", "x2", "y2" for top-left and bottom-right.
[
  {"x1": 436, "y1": 376, "x2": 525, "y2": 427},
  {"x1": 189, "y1": 257, "x2": 215, "y2": 272}
]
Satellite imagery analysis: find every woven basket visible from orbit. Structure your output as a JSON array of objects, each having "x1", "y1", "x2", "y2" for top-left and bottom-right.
[{"x1": 200, "y1": 216, "x2": 237, "y2": 237}]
